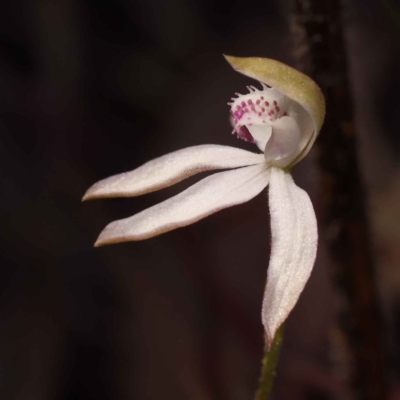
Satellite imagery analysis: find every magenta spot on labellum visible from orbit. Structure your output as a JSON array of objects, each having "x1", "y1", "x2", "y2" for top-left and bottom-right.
[
  {"x1": 261, "y1": 96, "x2": 264, "y2": 100},
  {"x1": 273, "y1": 100, "x2": 277, "y2": 106},
  {"x1": 248, "y1": 100, "x2": 253, "y2": 105},
  {"x1": 283, "y1": 112, "x2": 287, "y2": 116},
  {"x1": 251, "y1": 107, "x2": 256, "y2": 112},
  {"x1": 276, "y1": 106, "x2": 280, "y2": 112},
  {"x1": 258, "y1": 112, "x2": 262, "y2": 116},
  {"x1": 265, "y1": 101, "x2": 269, "y2": 106},
  {"x1": 241, "y1": 101, "x2": 246, "y2": 107},
  {"x1": 271, "y1": 110, "x2": 275, "y2": 114},
  {"x1": 262, "y1": 108, "x2": 265, "y2": 112},
  {"x1": 236, "y1": 125, "x2": 255, "y2": 142},
  {"x1": 256, "y1": 100, "x2": 260, "y2": 105}
]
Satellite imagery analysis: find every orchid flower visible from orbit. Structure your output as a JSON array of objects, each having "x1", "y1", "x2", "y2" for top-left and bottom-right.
[{"x1": 83, "y1": 56, "x2": 326, "y2": 346}]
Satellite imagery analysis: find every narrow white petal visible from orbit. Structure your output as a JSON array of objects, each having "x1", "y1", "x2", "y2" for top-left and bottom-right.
[
  {"x1": 247, "y1": 124, "x2": 272, "y2": 151},
  {"x1": 95, "y1": 164, "x2": 270, "y2": 245},
  {"x1": 83, "y1": 145, "x2": 264, "y2": 200},
  {"x1": 264, "y1": 116, "x2": 301, "y2": 166},
  {"x1": 262, "y1": 167, "x2": 318, "y2": 346}
]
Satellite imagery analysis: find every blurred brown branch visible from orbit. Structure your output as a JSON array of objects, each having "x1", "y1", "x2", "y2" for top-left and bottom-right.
[{"x1": 291, "y1": 0, "x2": 388, "y2": 399}]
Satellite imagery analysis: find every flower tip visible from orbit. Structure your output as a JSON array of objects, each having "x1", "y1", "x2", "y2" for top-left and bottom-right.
[
  {"x1": 94, "y1": 226, "x2": 123, "y2": 247},
  {"x1": 94, "y1": 238, "x2": 113, "y2": 247},
  {"x1": 82, "y1": 183, "x2": 101, "y2": 202},
  {"x1": 94, "y1": 233, "x2": 118, "y2": 247},
  {"x1": 94, "y1": 232, "x2": 108, "y2": 247},
  {"x1": 82, "y1": 181, "x2": 107, "y2": 201},
  {"x1": 82, "y1": 192, "x2": 92, "y2": 202},
  {"x1": 94, "y1": 221, "x2": 145, "y2": 246},
  {"x1": 93, "y1": 240, "x2": 103, "y2": 248},
  {"x1": 82, "y1": 181, "x2": 116, "y2": 201},
  {"x1": 223, "y1": 54, "x2": 246, "y2": 72},
  {"x1": 223, "y1": 54, "x2": 262, "y2": 73},
  {"x1": 222, "y1": 54, "x2": 233, "y2": 62}
]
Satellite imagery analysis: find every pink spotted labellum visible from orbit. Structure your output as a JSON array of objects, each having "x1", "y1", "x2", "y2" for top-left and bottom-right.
[{"x1": 83, "y1": 56, "x2": 326, "y2": 346}]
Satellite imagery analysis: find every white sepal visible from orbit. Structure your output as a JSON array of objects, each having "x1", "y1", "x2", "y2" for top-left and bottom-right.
[
  {"x1": 83, "y1": 145, "x2": 264, "y2": 200},
  {"x1": 262, "y1": 167, "x2": 318, "y2": 346},
  {"x1": 95, "y1": 164, "x2": 270, "y2": 245}
]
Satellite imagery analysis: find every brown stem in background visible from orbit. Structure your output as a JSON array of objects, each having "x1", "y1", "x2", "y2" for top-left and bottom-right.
[{"x1": 291, "y1": 0, "x2": 388, "y2": 399}]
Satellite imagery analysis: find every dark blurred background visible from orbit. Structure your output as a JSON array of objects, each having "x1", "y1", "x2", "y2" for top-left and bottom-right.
[{"x1": 1, "y1": 0, "x2": 400, "y2": 399}]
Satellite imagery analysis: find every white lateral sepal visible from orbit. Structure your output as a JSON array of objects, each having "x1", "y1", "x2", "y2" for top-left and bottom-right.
[
  {"x1": 83, "y1": 145, "x2": 264, "y2": 200},
  {"x1": 95, "y1": 164, "x2": 270, "y2": 246}
]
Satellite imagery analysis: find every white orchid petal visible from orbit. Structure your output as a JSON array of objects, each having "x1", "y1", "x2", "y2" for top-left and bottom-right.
[
  {"x1": 83, "y1": 145, "x2": 264, "y2": 200},
  {"x1": 95, "y1": 164, "x2": 270, "y2": 245},
  {"x1": 262, "y1": 167, "x2": 318, "y2": 346},
  {"x1": 247, "y1": 124, "x2": 272, "y2": 151},
  {"x1": 264, "y1": 116, "x2": 301, "y2": 166}
]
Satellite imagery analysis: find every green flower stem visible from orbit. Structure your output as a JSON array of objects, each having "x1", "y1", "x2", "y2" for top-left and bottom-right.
[{"x1": 254, "y1": 324, "x2": 285, "y2": 400}]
